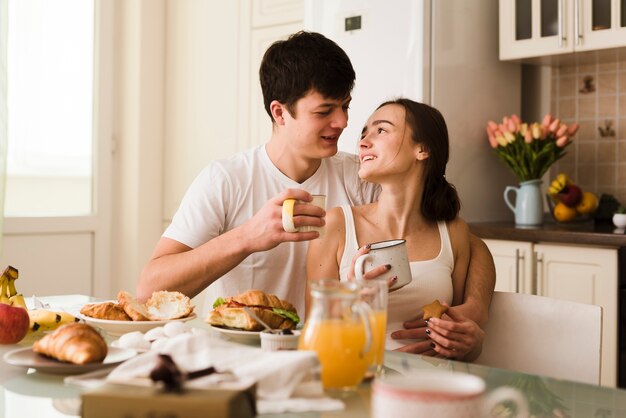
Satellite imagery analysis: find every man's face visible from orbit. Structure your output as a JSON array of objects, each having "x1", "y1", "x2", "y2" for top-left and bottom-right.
[{"x1": 281, "y1": 90, "x2": 351, "y2": 159}]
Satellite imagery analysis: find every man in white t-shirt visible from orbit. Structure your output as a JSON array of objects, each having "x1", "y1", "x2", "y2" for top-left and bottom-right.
[{"x1": 138, "y1": 32, "x2": 495, "y2": 351}]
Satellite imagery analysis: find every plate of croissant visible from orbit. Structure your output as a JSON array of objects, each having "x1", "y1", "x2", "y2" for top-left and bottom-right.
[
  {"x1": 3, "y1": 323, "x2": 137, "y2": 375},
  {"x1": 77, "y1": 290, "x2": 196, "y2": 337}
]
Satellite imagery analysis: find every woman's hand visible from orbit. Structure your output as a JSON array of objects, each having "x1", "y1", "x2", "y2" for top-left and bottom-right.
[
  {"x1": 390, "y1": 317, "x2": 437, "y2": 356},
  {"x1": 347, "y1": 245, "x2": 397, "y2": 288},
  {"x1": 425, "y1": 306, "x2": 485, "y2": 361}
]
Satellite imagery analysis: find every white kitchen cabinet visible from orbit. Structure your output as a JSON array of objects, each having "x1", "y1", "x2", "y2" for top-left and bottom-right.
[
  {"x1": 485, "y1": 239, "x2": 534, "y2": 293},
  {"x1": 485, "y1": 239, "x2": 618, "y2": 386},
  {"x1": 499, "y1": 0, "x2": 626, "y2": 60}
]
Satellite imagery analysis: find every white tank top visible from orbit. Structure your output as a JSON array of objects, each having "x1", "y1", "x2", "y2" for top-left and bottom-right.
[{"x1": 338, "y1": 205, "x2": 454, "y2": 350}]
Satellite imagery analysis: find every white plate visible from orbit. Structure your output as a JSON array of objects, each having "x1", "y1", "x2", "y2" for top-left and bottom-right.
[
  {"x1": 77, "y1": 313, "x2": 197, "y2": 336},
  {"x1": 3, "y1": 346, "x2": 137, "y2": 375},
  {"x1": 209, "y1": 325, "x2": 261, "y2": 344}
]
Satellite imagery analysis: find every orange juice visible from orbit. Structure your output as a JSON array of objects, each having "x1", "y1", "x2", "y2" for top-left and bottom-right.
[
  {"x1": 367, "y1": 310, "x2": 387, "y2": 371},
  {"x1": 298, "y1": 318, "x2": 370, "y2": 389}
]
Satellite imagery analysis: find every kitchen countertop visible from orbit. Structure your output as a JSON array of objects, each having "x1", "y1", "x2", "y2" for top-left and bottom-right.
[{"x1": 470, "y1": 217, "x2": 626, "y2": 247}]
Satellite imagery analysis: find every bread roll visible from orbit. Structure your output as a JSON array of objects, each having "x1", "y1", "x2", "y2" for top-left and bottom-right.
[
  {"x1": 80, "y1": 302, "x2": 132, "y2": 321},
  {"x1": 33, "y1": 323, "x2": 108, "y2": 364}
]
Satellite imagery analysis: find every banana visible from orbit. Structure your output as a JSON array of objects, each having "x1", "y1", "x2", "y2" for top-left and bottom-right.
[
  {"x1": 548, "y1": 173, "x2": 572, "y2": 195},
  {"x1": 0, "y1": 265, "x2": 19, "y2": 305},
  {"x1": 0, "y1": 277, "x2": 9, "y2": 305},
  {"x1": 9, "y1": 294, "x2": 27, "y2": 309},
  {"x1": 29, "y1": 309, "x2": 79, "y2": 332}
]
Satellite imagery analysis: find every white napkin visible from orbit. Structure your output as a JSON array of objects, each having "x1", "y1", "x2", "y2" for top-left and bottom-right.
[{"x1": 99, "y1": 331, "x2": 343, "y2": 414}]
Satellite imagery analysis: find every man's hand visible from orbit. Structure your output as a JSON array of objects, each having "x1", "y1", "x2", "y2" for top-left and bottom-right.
[
  {"x1": 390, "y1": 317, "x2": 437, "y2": 356},
  {"x1": 425, "y1": 307, "x2": 485, "y2": 360},
  {"x1": 241, "y1": 188, "x2": 325, "y2": 253}
]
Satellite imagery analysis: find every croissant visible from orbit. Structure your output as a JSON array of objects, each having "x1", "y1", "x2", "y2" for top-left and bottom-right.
[{"x1": 33, "y1": 323, "x2": 108, "y2": 364}]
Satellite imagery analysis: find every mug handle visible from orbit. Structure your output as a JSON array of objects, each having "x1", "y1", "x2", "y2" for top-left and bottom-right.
[
  {"x1": 355, "y1": 300, "x2": 373, "y2": 356},
  {"x1": 354, "y1": 254, "x2": 371, "y2": 281},
  {"x1": 483, "y1": 386, "x2": 529, "y2": 418},
  {"x1": 503, "y1": 186, "x2": 519, "y2": 214}
]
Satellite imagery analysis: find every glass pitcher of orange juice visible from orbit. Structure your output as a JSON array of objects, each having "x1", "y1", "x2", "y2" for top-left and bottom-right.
[{"x1": 298, "y1": 280, "x2": 373, "y2": 391}]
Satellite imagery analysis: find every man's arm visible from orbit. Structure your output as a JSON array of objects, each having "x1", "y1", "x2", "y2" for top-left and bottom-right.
[
  {"x1": 137, "y1": 188, "x2": 325, "y2": 301},
  {"x1": 453, "y1": 233, "x2": 496, "y2": 326}
]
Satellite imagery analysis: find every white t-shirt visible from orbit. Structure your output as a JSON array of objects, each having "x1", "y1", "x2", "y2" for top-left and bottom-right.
[
  {"x1": 338, "y1": 205, "x2": 454, "y2": 350},
  {"x1": 163, "y1": 145, "x2": 379, "y2": 316}
]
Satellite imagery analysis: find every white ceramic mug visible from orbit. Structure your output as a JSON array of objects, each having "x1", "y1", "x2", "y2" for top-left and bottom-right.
[
  {"x1": 372, "y1": 371, "x2": 529, "y2": 418},
  {"x1": 281, "y1": 194, "x2": 326, "y2": 236},
  {"x1": 355, "y1": 239, "x2": 411, "y2": 291}
]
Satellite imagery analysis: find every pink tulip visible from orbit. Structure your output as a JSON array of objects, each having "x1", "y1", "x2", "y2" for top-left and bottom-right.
[
  {"x1": 540, "y1": 126, "x2": 548, "y2": 140},
  {"x1": 499, "y1": 123, "x2": 509, "y2": 134},
  {"x1": 556, "y1": 124, "x2": 568, "y2": 137},
  {"x1": 488, "y1": 133, "x2": 498, "y2": 148},
  {"x1": 567, "y1": 123, "x2": 579, "y2": 136},
  {"x1": 487, "y1": 121, "x2": 498, "y2": 134},
  {"x1": 524, "y1": 130, "x2": 533, "y2": 143},
  {"x1": 507, "y1": 119, "x2": 517, "y2": 133},
  {"x1": 542, "y1": 114, "x2": 553, "y2": 128},
  {"x1": 556, "y1": 135, "x2": 569, "y2": 147},
  {"x1": 549, "y1": 118, "x2": 561, "y2": 133},
  {"x1": 511, "y1": 114, "x2": 521, "y2": 126}
]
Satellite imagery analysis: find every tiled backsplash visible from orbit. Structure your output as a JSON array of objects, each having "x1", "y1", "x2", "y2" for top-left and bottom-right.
[{"x1": 551, "y1": 50, "x2": 626, "y2": 207}]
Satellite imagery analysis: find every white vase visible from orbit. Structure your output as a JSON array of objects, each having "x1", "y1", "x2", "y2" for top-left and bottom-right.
[
  {"x1": 613, "y1": 213, "x2": 626, "y2": 229},
  {"x1": 503, "y1": 179, "x2": 544, "y2": 226}
]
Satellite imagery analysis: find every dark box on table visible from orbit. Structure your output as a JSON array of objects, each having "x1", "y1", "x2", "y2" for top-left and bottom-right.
[{"x1": 81, "y1": 383, "x2": 256, "y2": 418}]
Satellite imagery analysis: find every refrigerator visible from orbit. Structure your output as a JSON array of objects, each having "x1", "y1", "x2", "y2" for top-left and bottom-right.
[{"x1": 305, "y1": 0, "x2": 521, "y2": 222}]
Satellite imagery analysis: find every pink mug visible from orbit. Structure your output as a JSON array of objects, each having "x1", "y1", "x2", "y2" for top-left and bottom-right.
[{"x1": 372, "y1": 371, "x2": 528, "y2": 418}]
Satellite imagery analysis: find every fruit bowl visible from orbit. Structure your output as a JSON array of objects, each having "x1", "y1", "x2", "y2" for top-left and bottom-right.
[{"x1": 546, "y1": 194, "x2": 593, "y2": 223}]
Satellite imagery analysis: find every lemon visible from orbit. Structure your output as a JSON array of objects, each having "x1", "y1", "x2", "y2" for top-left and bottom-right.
[
  {"x1": 553, "y1": 202, "x2": 577, "y2": 222},
  {"x1": 575, "y1": 192, "x2": 598, "y2": 215}
]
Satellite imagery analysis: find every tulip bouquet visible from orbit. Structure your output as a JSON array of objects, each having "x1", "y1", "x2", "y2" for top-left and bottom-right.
[{"x1": 486, "y1": 114, "x2": 579, "y2": 182}]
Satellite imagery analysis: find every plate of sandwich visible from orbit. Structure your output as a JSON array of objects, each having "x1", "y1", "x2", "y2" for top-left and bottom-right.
[
  {"x1": 77, "y1": 290, "x2": 196, "y2": 337},
  {"x1": 206, "y1": 290, "x2": 299, "y2": 344}
]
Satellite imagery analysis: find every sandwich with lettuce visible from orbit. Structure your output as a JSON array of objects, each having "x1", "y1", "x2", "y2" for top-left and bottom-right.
[{"x1": 206, "y1": 289, "x2": 299, "y2": 331}]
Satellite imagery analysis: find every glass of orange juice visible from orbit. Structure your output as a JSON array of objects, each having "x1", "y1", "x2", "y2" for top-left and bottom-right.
[
  {"x1": 298, "y1": 280, "x2": 373, "y2": 391},
  {"x1": 357, "y1": 278, "x2": 388, "y2": 377}
]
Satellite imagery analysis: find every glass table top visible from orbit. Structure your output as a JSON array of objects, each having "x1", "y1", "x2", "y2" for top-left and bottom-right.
[{"x1": 1, "y1": 295, "x2": 625, "y2": 417}]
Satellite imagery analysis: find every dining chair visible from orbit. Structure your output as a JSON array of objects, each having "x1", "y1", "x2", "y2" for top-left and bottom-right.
[{"x1": 475, "y1": 291, "x2": 602, "y2": 385}]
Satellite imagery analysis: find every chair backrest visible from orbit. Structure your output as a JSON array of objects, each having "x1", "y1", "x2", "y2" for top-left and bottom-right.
[{"x1": 475, "y1": 291, "x2": 602, "y2": 385}]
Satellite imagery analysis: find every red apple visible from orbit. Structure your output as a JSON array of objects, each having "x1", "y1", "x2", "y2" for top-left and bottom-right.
[
  {"x1": 0, "y1": 303, "x2": 30, "y2": 344},
  {"x1": 558, "y1": 184, "x2": 583, "y2": 207}
]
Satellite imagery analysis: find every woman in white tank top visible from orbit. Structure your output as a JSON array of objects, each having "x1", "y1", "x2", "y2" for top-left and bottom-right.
[{"x1": 307, "y1": 99, "x2": 484, "y2": 361}]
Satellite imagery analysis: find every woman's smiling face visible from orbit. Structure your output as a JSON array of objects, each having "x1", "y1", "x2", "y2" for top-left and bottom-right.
[{"x1": 358, "y1": 104, "x2": 420, "y2": 183}]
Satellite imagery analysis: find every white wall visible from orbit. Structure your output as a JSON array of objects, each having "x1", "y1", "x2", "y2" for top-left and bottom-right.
[
  {"x1": 163, "y1": 0, "x2": 242, "y2": 222},
  {"x1": 112, "y1": 0, "x2": 165, "y2": 293}
]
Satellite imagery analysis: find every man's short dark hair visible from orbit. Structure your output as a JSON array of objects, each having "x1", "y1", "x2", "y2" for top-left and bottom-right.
[{"x1": 259, "y1": 31, "x2": 355, "y2": 121}]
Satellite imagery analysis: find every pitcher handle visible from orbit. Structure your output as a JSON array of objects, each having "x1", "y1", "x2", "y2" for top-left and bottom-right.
[
  {"x1": 355, "y1": 300, "x2": 373, "y2": 355},
  {"x1": 483, "y1": 386, "x2": 529, "y2": 418},
  {"x1": 503, "y1": 185, "x2": 519, "y2": 214}
]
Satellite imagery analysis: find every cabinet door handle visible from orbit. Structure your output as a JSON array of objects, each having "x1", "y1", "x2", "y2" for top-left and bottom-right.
[
  {"x1": 574, "y1": 0, "x2": 582, "y2": 45},
  {"x1": 514, "y1": 249, "x2": 520, "y2": 293},
  {"x1": 535, "y1": 251, "x2": 544, "y2": 295},
  {"x1": 558, "y1": 0, "x2": 566, "y2": 47}
]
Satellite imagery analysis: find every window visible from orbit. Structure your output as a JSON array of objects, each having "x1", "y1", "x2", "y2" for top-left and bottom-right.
[{"x1": 6, "y1": 0, "x2": 94, "y2": 216}]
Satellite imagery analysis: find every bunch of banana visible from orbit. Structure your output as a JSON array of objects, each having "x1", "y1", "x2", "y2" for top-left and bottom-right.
[
  {"x1": 0, "y1": 265, "x2": 27, "y2": 309},
  {"x1": 548, "y1": 173, "x2": 571, "y2": 196},
  {"x1": 28, "y1": 309, "x2": 79, "y2": 332}
]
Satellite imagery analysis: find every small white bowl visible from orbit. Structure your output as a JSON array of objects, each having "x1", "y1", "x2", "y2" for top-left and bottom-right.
[
  {"x1": 613, "y1": 213, "x2": 626, "y2": 229},
  {"x1": 260, "y1": 330, "x2": 300, "y2": 351}
]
